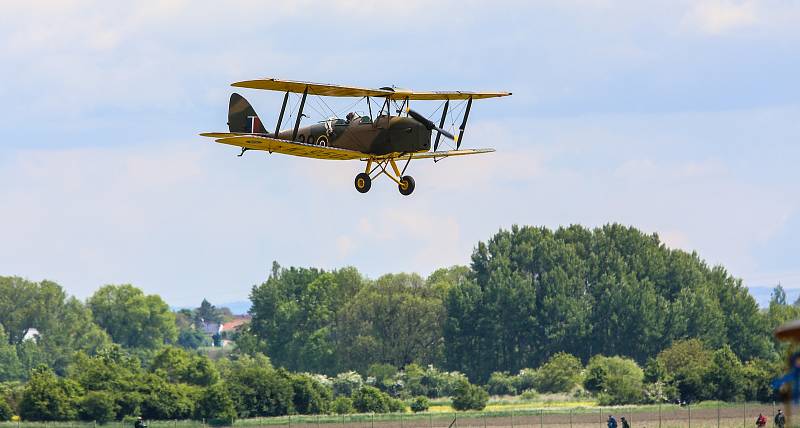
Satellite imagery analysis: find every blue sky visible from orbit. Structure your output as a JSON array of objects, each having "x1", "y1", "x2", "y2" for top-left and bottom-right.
[{"x1": 1, "y1": 1, "x2": 798, "y2": 306}]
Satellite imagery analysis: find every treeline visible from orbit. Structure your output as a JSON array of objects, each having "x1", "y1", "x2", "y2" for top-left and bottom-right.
[
  {"x1": 0, "y1": 345, "x2": 490, "y2": 422},
  {"x1": 2, "y1": 223, "x2": 799, "y2": 421},
  {"x1": 246, "y1": 224, "x2": 782, "y2": 381}
]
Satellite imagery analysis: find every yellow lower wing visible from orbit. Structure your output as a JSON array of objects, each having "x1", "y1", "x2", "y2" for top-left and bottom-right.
[
  {"x1": 200, "y1": 133, "x2": 495, "y2": 161},
  {"x1": 201, "y1": 133, "x2": 364, "y2": 160}
]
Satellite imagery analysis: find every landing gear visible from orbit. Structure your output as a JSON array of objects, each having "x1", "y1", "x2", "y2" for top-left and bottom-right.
[
  {"x1": 355, "y1": 157, "x2": 416, "y2": 195},
  {"x1": 398, "y1": 175, "x2": 415, "y2": 195},
  {"x1": 354, "y1": 173, "x2": 371, "y2": 193}
]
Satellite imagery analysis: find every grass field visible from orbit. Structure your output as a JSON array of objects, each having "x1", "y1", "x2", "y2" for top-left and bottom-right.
[{"x1": 2, "y1": 402, "x2": 793, "y2": 428}]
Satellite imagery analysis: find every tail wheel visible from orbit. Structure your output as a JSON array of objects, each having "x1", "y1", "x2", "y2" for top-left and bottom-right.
[
  {"x1": 398, "y1": 175, "x2": 415, "y2": 195},
  {"x1": 355, "y1": 173, "x2": 371, "y2": 193}
]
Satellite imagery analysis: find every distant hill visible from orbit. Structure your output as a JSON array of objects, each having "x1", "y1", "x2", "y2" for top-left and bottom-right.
[{"x1": 220, "y1": 300, "x2": 251, "y2": 315}]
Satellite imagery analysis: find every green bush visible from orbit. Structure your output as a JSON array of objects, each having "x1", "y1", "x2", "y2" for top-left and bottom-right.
[
  {"x1": 486, "y1": 372, "x2": 516, "y2": 396},
  {"x1": 387, "y1": 397, "x2": 406, "y2": 413},
  {"x1": 451, "y1": 381, "x2": 488, "y2": 411},
  {"x1": 352, "y1": 386, "x2": 389, "y2": 413},
  {"x1": 331, "y1": 397, "x2": 354, "y2": 414},
  {"x1": 196, "y1": 383, "x2": 236, "y2": 421},
  {"x1": 79, "y1": 391, "x2": 118, "y2": 423},
  {"x1": 520, "y1": 389, "x2": 539, "y2": 400},
  {"x1": 584, "y1": 356, "x2": 643, "y2": 405},
  {"x1": 332, "y1": 372, "x2": 363, "y2": 397},
  {"x1": 289, "y1": 373, "x2": 332, "y2": 415},
  {"x1": 0, "y1": 398, "x2": 12, "y2": 421},
  {"x1": 534, "y1": 353, "x2": 582, "y2": 393},
  {"x1": 20, "y1": 366, "x2": 82, "y2": 421},
  {"x1": 409, "y1": 396, "x2": 430, "y2": 413}
]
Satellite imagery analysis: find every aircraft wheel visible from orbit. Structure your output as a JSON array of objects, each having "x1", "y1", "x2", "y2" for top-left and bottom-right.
[
  {"x1": 398, "y1": 175, "x2": 415, "y2": 196},
  {"x1": 355, "y1": 173, "x2": 371, "y2": 193}
]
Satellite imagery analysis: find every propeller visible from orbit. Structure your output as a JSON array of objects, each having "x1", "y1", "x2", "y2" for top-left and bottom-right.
[{"x1": 407, "y1": 109, "x2": 454, "y2": 141}]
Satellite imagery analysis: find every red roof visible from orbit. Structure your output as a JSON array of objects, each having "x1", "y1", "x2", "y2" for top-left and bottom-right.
[{"x1": 221, "y1": 317, "x2": 251, "y2": 332}]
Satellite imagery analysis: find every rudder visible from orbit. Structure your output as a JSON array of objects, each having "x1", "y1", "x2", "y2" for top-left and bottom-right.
[{"x1": 228, "y1": 93, "x2": 266, "y2": 134}]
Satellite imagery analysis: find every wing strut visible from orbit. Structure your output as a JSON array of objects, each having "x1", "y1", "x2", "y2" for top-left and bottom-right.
[
  {"x1": 433, "y1": 100, "x2": 449, "y2": 152},
  {"x1": 292, "y1": 86, "x2": 308, "y2": 141},
  {"x1": 275, "y1": 91, "x2": 289, "y2": 137},
  {"x1": 456, "y1": 96, "x2": 472, "y2": 150}
]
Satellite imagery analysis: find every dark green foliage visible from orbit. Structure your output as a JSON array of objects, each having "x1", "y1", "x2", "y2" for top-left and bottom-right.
[
  {"x1": 331, "y1": 397, "x2": 354, "y2": 414},
  {"x1": 409, "y1": 396, "x2": 430, "y2": 413},
  {"x1": 451, "y1": 381, "x2": 488, "y2": 411},
  {"x1": 196, "y1": 383, "x2": 236, "y2": 422},
  {"x1": 177, "y1": 330, "x2": 207, "y2": 349},
  {"x1": 444, "y1": 225, "x2": 770, "y2": 381},
  {"x1": 288, "y1": 373, "x2": 332, "y2": 415},
  {"x1": 88, "y1": 285, "x2": 177, "y2": 349},
  {"x1": 702, "y1": 345, "x2": 744, "y2": 402},
  {"x1": 0, "y1": 397, "x2": 12, "y2": 421},
  {"x1": 533, "y1": 352, "x2": 582, "y2": 393},
  {"x1": 139, "y1": 377, "x2": 198, "y2": 420},
  {"x1": 486, "y1": 372, "x2": 516, "y2": 396},
  {"x1": 151, "y1": 347, "x2": 219, "y2": 386},
  {"x1": 742, "y1": 358, "x2": 780, "y2": 402},
  {"x1": 352, "y1": 386, "x2": 390, "y2": 413},
  {"x1": 367, "y1": 364, "x2": 398, "y2": 392},
  {"x1": 19, "y1": 366, "x2": 82, "y2": 421},
  {"x1": 221, "y1": 355, "x2": 293, "y2": 417},
  {"x1": 584, "y1": 356, "x2": 643, "y2": 405},
  {"x1": 79, "y1": 391, "x2": 118, "y2": 423},
  {"x1": 387, "y1": 397, "x2": 406, "y2": 413},
  {"x1": 656, "y1": 339, "x2": 712, "y2": 401}
]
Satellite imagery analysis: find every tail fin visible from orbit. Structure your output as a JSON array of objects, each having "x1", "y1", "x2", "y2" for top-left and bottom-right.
[{"x1": 228, "y1": 93, "x2": 267, "y2": 134}]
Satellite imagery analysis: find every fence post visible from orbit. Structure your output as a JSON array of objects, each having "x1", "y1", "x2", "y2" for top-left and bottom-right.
[
  {"x1": 372, "y1": 413, "x2": 375, "y2": 428},
  {"x1": 429, "y1": 413, "x2": 432, "y2": 428},
  {"x1": 744, "y1": 402, "x2": 746, "y2": 428},
  {"x1": 688, "y1": 403, "x2": 691, "y2": 428},
  {"x1": 658, "y1": 402, "x2": 662, "y2": 428},
  {"x1": 401, "y1": 413, "x2": 404, "y2": 428},
  {"x1": 540, "y1": 409, "x2": 543, "y2": 428},
  {"x1": 717, "y1": 402, "x2": 720, "y2": 428},
  {"x1": 317, "y1": 415, "x2": 321, "y2": 428},
  {"x1": 289, "y1": 415, "x2": 292, "y2": 428},
  {"x1": 483, "y1": 413, "x2": 487, "y2": 428},
  {"x1": 569, "y1": 409, "x2": 573, "y2": 428},
  {"x1": 511, "y1": 410, "x2": 514, "y2": 428}
]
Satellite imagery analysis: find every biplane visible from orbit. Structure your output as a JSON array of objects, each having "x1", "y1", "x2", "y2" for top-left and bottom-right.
[{"x1": 200, "y1": 78, "x2": 511, "y2": 195}]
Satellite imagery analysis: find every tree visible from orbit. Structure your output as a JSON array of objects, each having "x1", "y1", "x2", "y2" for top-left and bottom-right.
[
  {"x1": 331, "y1": 397, "x2": 354, "y2": 414},
  {"x1": 444, "y1": 225, "x2": 770, "y2": 380},
  {"x1": 0, "y1": 326, "x2": 23, "y2": 381},
  {"x1": 79, "y1": 391, "x2": 118, "y2": 423},
  {"x1": 451, "y1": 380, "x2": 488, "y2": 411},
  {"x1": 196, "y1": 383, "x2": 237, "y2": 422},
  {"x1": 288, "y1": 373, "x2": 332, "y2": 415},
  {"x1": 19, "y1": 366, "x2": 82, "y2": 421},
  {"x1": 0, "y1": 398, "x2": 12, "y2": 422},
  {"x1": 249, "y1": 267, "x2": 366, "y2": 374},
  {"x1": 583, "y1": 356, "x2": 643, "y2": 405},
  {"x1": 221, "y1": 355, "x2": 293, "y2": 417},
  {"x1": 337, "y1": 273, "x2": 445, "y2": 373},
  {"x1": 195, "y1": 299, "x2": 223, "y2": 326},
  {"x1": 409, "y1": 396, "x2": 430, "y2": 413},
  {"x1": 352, "y1": 386, "x2": 389, "y2": 413},
  {"x1": 533, "y1": 352, "x2": 582, "y2": 393},
  {"x1": 177, "y1": 329, "x2": 207, "y2": 349},
  {"x1": 88, "y1": 285, "x2": 177, "y2": 349},
  {"x1": 150, "y1": 347, "x2": 219, "y2": 386},
  {"x1": 486, "y1": 372, "x2": 516, "y2": 396},
  {"x1": 656, "y1": 339, "x2": 712, "y2": 401},
  {"x1": 703, "y1": 345, "x2": 745, "y2": 402}
]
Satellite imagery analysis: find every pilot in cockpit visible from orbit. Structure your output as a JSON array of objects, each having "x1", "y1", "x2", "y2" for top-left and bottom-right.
[{"x1": 346, "y1": 112, "x2": 356, "y2": 123}]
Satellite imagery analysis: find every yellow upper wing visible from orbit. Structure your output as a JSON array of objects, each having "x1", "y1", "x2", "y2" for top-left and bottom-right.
[
  {"x1": 230, "y1": 78, "x2": 510, "y2": 100},
  {"x1": 201, "y1": 134, "x2": 364, "y2": 160}
]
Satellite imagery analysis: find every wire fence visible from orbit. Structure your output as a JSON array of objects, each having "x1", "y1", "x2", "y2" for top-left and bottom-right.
[{"x1": 1, "y1": 403, "x2": 795, "y2": 428}]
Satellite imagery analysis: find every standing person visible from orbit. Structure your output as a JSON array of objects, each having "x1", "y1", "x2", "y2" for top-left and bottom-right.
[
  {"x1": 135, "y1": 417, "x2": 147, "y2": 428},
  {"x1": 756, "y1": 413, "x2": 766, "y2": 428},
  {"x1": 608, "y1": 415, "x2": 618, "y2": 428},
  {"x1": 621, "y1": 417, "x2": 631, "y2": 428},
  {"x1": 775, "y1": 410, "x2": 785, "y2": 428}
]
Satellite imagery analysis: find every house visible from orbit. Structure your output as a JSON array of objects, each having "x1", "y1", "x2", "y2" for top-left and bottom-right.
[{"x1": 220, "y1": 315, "x2": 251, "y2": 334}]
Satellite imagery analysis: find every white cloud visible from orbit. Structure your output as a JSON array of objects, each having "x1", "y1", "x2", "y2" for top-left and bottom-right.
[{"x1": 683, "y1": 0, "x2": 759, "y2": 35}]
